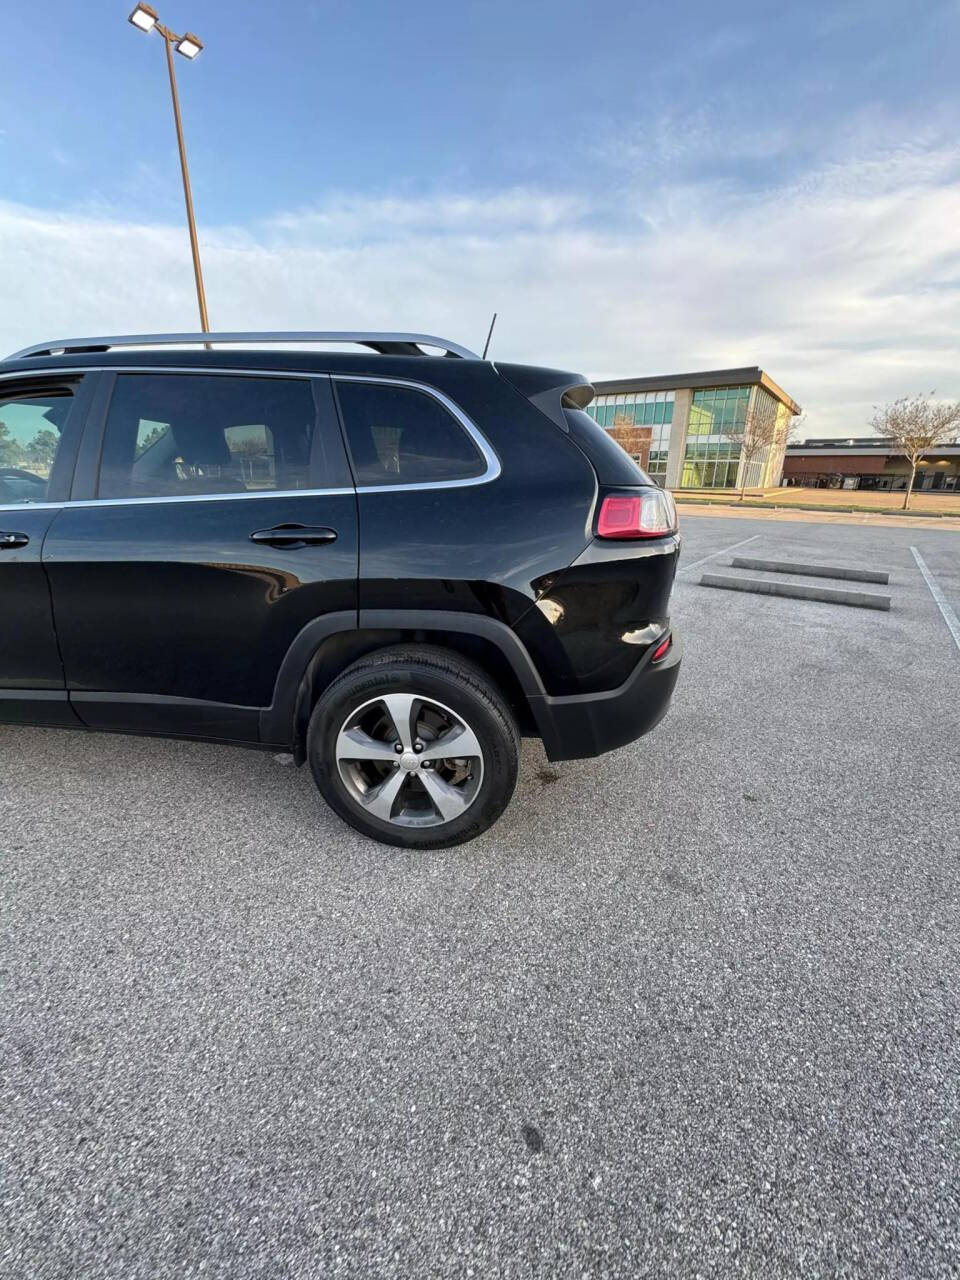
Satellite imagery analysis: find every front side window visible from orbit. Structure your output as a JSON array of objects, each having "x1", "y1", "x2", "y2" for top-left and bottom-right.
[
  {"x1": 98, "y1": 374, "x2": 319, "y2": 500},
  {"x1": 0, "y1": 390, "x2": 71, "y2": 504},
  {"x1": 335, "y1": 381, "x2": 486, "y2": 487}
]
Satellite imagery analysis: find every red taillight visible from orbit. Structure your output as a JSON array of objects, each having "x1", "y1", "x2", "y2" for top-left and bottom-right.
[
  {"x1": 651, "y1": 633, "x2": 672, "y2": 662},
  {"x1": 597, "y1": 495, "x2": 644, "y2": 537},
  {"x1": 596, "y1": 489, "x2": 678, "y2": 539}
]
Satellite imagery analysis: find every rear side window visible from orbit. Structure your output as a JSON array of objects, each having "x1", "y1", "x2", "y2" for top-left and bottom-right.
[
  {"x1": 0, "y1": 389, "x2": 72, "y2": 504},
  {"x1": 98, "y1": 374, "x2": 320, "y2": 500},
  {"x1": 563, "y1": 407, "x2": 653, "y2": 487},
  {"x1": 335, "y1": 380, "x2": 486, "y2": 487}
]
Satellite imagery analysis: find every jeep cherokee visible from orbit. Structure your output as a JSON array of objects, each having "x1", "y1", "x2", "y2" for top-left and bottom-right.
[{"x1": 0, "y1": 331, "x2": 681, "y2": 847}]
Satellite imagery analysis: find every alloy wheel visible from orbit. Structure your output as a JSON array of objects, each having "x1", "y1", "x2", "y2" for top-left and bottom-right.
[{"x1": 335, "y1": 692, "x2": 484, "y2": 828}]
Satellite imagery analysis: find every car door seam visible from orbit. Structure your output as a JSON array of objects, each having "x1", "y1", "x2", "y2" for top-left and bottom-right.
[{"x1": 37, "y1": 506, "x2": 81, "y2": 716}]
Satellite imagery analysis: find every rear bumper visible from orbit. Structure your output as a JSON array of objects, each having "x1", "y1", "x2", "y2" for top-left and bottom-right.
[{"x1": 528, "y1": 627, "x2": 682, "y2": 761}]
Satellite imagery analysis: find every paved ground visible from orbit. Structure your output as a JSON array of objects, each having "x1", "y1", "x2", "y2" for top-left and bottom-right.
[
  {"x1": 676, "y1": 486, "x2": 960, "y2": 519},
  {"x1": 676, "y1": 500, "x2": 960, "y2": 531},
  {"x1": 2, "y1": 514, "x2": 958, "y2": 1279}
]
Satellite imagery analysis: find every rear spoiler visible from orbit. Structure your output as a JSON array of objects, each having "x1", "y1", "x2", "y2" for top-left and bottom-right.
[
  {"x1": 494, "y1": 362, "x2": 594, "y2": 432},
  {"x1": 496, "y1": 361, "x2": 653, "y2": 487}
]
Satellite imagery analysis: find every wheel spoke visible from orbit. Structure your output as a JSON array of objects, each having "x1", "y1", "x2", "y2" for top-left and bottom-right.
[
  {"x1": 360, "y1": 768, "x2": 407, "y2": 821},
  {"x1": 336, "y1": 690, "x2": 485, "y2": 830},
  {"x1": 336, "y1": 727, "x2": 398, "y2": 763},
  {"x1": 419, "y1": 769, "x2": 470, "y2": 822},
  {"x1": 380, "y1": 693, "x2": 418, "y2": 750},
  {"x1": 419, "y1": 722, "x2": 482, "y2": 763}
]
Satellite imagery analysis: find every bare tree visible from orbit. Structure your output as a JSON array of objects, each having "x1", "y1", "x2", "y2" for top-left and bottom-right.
[
  {"x1": 785, "y1": 410, "x2": 805, "y2": 447},
  {"x1": 722, "y1": 400, "x2": 788, "y2": 502},
  {"x1": 871, "y1": 393, "x2": 960, "y2": 510},
  {"x1": 610, "y1": 411, "x2": 651, "y2": 470}
]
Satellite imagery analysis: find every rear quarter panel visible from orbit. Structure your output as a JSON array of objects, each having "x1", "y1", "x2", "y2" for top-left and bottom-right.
[
  {"x1": 513, "y1": 533, "x2": 681, "y2": 695},
  {"x1": 352, "y1": 364, "x2": 598, "y2": 628}
]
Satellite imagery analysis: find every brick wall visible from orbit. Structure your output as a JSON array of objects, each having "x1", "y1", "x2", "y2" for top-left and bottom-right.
[
  {"x1": 607, "y1": 422, "x2": 652, "y2": 469},
  {"x1": 784, "y1": 453, "x2": 890, "y2": 478}
]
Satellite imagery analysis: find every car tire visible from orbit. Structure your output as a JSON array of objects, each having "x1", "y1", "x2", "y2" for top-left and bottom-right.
[{"x1": 307, "y1": 645, "x2": 520, "y2": 849}]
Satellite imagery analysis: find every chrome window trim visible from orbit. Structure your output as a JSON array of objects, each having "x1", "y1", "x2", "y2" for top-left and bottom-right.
[
  {"x1": 0, "y1": 364, "x2": 500, "y2": 511},
  {"x1": 332, "y1": 373, "x2": 501, "y2": 493},
  {"x1": 0, "y1": 490, "x2": 355, "y2": 513},
  {"x1": 0, "y1": 500, "x2": 66, "y2": 513}
]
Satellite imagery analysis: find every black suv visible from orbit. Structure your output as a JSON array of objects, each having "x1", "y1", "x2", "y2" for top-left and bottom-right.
[{"x1": 0, "y1": 332, "x2": 681, "y2": 847}]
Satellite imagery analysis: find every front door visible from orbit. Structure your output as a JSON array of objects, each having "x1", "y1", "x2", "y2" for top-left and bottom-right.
[
  {"x1": 44, "y1": 369, "x2": 358, "y2": 741},
  {"x1": 0, "y1": 375, "x2": 91, "y2": 726}
]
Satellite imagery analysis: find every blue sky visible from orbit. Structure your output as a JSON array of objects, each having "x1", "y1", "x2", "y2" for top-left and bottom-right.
[{"x1": 3, "y1": 0, "x2": 960, "y2": 434}]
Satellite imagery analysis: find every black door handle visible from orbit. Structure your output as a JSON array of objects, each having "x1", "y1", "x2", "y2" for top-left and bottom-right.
[
  {"x1": 0, "y1": 531, "x2": 29, "y2": 549},
  {"x1": 249, "y1": 524, "x2": 338, "y2": 549}
]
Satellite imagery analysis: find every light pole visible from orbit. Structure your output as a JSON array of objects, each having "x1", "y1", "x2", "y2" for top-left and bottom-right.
[{"x1": 128, "y1": 3, "x2": 210, "y2": 332}]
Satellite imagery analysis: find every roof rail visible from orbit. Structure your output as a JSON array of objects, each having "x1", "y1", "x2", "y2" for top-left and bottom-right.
[{"x1": 5, "y1": 331, "x2": 482, "y2": 362}]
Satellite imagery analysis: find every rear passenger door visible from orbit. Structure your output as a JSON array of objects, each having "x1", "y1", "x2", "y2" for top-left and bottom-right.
[
  {"x1": 332, "y1": 374, "x2": 501, "y2": 616},
  {"x1": 0, "y1": 374, "x2": 93, "y2": 727},
  {"x1": 44, "y1": 370, "x2": 358, "y2": 740}
]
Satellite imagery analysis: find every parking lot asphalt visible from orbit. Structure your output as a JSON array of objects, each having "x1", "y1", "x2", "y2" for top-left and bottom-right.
[{"x1": 2, "y1": 513, "x2": 959, "y2": 1279}]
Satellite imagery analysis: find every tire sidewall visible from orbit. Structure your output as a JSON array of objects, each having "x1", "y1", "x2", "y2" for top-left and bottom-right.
[{"x1": 308, "y1": 661, "x2": 517, "y2": 849}]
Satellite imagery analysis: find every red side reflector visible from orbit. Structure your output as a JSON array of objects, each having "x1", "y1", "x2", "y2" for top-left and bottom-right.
[{"x1": 651, "y1": 634, "x2": 672, "y2": 662}]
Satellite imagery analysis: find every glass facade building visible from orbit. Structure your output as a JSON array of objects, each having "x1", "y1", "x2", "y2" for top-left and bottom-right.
[
  {"x1": 681, "y1": 386, "x2": 749, "y2": 489},
  {"x1": 587, "y1": 391, "x2": 674, "y2": 484},
  {"x1": 589, "y1": 368, "x2": 800, "y2": 493}
]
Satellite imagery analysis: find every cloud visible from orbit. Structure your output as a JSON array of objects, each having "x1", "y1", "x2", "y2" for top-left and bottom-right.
[
  {"x1": 267, "y1": 191, "x2": 589, "y2": 241},
  {"x1": 2, "y1": 139, "x2": 959, "y2": 435}
]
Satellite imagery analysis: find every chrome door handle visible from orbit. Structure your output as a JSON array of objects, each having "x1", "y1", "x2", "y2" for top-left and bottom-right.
[
  {"x1": 249, "y1": 524, "x2": 338, "y2": 548},
  {"x1": 0, "y1": 531, "x2": 29, "y2": 549}
]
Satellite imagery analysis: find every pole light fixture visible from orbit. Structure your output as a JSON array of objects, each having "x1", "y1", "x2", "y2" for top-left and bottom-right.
[
  {"x1": 175, "y1": 32, "x2": 203, "y2": 59},
  {"x1": 128, "y1": 3, "x2": 158, "y2": 31},
  {"x1": 126, "y1": 7, "x2": 210, "y2": 333}
]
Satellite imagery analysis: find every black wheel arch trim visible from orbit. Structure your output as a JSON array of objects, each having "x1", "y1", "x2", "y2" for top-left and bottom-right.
[
  {"x1": 259, "y1": 608, "x2": 550, "y2": 751},
  {"x1": 259, "y1": 608, "x2": 680, "y2": 764}
]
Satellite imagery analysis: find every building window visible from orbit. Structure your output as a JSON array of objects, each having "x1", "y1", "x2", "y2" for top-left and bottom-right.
[
  {"x1": 593, "y1": 380, "x2": 796, "y2": 491},
  {"x1": 647, "y1": 407, "x2": 673, "y2": 484},
  {"x1": 589, "y1": 390, "x2": 675, "y2": 484},
  {"x1": 681, "y1": 460, "x2": 740, "y2": 488},
  {"x1": 680, "y1": 386, "x2": 751, "y2": 488},
  {"x1": 588, "y1": 390, "x2": 674, "y2": 431},
  {"x1": 599, "y1": 395, "x2": 670, "y2": 480},
  {"x1": 591, "y1": 389, "x2": 680, "y2": 430}
]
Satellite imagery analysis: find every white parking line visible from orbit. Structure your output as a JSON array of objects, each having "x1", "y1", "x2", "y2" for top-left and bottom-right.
[
  {"x1": 911, "y1": 546, "x2": 960, "y2": 654},
  {"x1": 678, "y1": 534, "x2": 760, "y2": 577}
]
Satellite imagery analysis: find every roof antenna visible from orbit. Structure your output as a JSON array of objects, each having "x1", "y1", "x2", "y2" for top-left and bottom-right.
[{"x1": 481, "y1": 312, "x2": 497, "y2": 360}]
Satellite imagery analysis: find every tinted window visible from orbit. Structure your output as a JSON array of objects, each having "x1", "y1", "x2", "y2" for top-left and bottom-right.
[
  {"x1": 0, "y1": 390, "x2": 71, "y2": 504},
  {"x1": 335, "y1": 381, "x2": 485, "y2": 487},
  {"x1": 562, "y1": 408, "x2": 651, "y2": 486},
  {"x1": 99, "y1": 374, "x2": 320, "y2": 499}
]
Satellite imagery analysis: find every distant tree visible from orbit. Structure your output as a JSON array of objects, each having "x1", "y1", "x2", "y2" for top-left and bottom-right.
[
  {"x1": 25, "y1": 429, "x2": 58, "y2": 470},
  {"x1": 722, "y1": 400, "x2": 790, "y2": 502},
  {"x1": 135, "y1": 424, "x2": 168, "y2": 457},
  {"x1": 230, "y1": 434, "x2": 269, "y2": 457},
  {"x1": 871, "y1": 393, "x2": 960, "y2": 510},
  {"x1": 0, "y1": 419, "x2": 24, "y2": 468},
  {"x1": 773, "y1": 409, "x2": 802, "y2": 485},
  {"x1": 609, "y1": 410, "x2": 647, "y2": 464}
]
